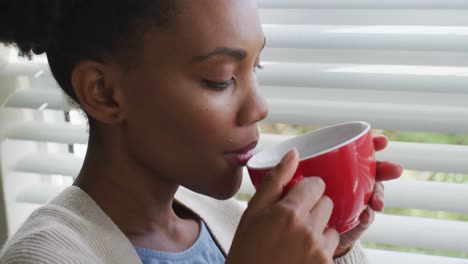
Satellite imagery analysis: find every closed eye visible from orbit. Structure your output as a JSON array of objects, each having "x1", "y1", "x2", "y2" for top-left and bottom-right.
[{"x1": 204, "y1": 78, "x2": 235, "y2": 89}]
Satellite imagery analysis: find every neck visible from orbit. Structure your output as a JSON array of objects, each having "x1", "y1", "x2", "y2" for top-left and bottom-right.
[{"x1": 74, "y1": 129, "x2": 181, "y2": 236}]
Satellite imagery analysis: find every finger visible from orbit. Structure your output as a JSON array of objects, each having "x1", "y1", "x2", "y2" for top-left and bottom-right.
[
  {"x1": 307, "y1": 195, "x2": 333, "y2": 231},
  {"x1": 282, "y1": 177, "x2": 326, "y2": 215},
  {"x1": 323, "y1": 228, "x2": 340, "y2": 258},
  {"x1": 376, "y1": 161, "x2": 403, "y2": 181},
  {"x1": 369, "y1": 182, "x2": 385, "y2": 212},
  {"x1": 336, "y1": 208, "x2": 375, "y2": 247},
  {"x1": 358, "y1": 207, "x2": 375, "y2": 229},
  {"x1": 248, "y1": 148, "x2": 299, "y2": 213},
  {"x1": 372, "y1": 135, "x2": 388, "y2": 152}
]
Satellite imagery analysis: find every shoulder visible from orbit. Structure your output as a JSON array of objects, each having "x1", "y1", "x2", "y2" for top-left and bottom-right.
[
  {"x1": 0, "y1": 205, "x2": 98, "y2": 263},
  {"x1": 1, "y1": 187, "x2": 141, "y2": 264}
]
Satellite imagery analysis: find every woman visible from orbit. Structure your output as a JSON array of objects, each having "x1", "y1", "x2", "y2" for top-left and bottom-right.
[{"x1": 0, "y1": 0, "x2": 402, "y2": 263}]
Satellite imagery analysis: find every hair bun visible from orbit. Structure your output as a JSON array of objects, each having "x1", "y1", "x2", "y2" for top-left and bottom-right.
[{"x1": 0, "y1": 0, "x2": 74, "y2": 57}]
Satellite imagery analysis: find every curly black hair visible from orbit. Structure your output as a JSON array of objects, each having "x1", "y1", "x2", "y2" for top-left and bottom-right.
[{"x1": 0, "y1": 0, "x2": 175, "y2": 104}]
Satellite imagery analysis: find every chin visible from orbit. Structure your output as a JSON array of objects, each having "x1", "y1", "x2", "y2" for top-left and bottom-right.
[
  {"x1": 204, "y1": 169, "x2": 244, "y2": 200},
  {"x1": 212, "y1": 186, "x2": 240, "y2": 200}
]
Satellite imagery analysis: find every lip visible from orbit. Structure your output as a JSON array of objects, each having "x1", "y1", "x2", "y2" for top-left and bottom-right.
[
  {"x1": 225, "y1": 140, "x2": 258, "y2": 166},
  {"x1": 229, "y1": 141, "x2": 259, "y2": 154}
]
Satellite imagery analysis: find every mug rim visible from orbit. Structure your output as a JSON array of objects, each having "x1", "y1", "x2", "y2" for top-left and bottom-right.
[{"x1": 247, "y1": 121, "x2": 371, "y2": 170}]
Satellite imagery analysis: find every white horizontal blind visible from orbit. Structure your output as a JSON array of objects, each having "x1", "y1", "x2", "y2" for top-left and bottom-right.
[
  {"x1": 255, "y1": 1, "x2": 468, "y2": 263},
  {"x1": 257, "y1": 0, "x2": 468, "y2": 9},
  {"x1": 256, "y1": 1, "x2": 468, "y2": 135},
  {"x1": 0, "y1": 1, "x2": 468, "y2": 263}
]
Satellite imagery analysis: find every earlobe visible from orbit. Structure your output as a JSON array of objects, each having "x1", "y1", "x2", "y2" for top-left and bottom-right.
[{"x1": 71, "y1": 61, "x2": 125, "y2": 125}]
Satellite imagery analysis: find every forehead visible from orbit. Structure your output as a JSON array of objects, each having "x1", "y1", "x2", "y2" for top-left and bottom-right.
[
  {"x1": 133, "y1": 0, "x2": 264, "y2": 69},
  {"x1": 173, "y1": 0, "x2": 264, "y2": 57}
]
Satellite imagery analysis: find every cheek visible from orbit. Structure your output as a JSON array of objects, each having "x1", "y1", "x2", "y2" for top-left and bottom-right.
[
  {"x1": 122, "y1": 76, "x2": 237, "y2": 170},
  {"x1": 188, "y1": 101, "x2": 236, "y2": 142},
  {"x1": 121, "y1": 76, "x2": 244, "y2": 197}
]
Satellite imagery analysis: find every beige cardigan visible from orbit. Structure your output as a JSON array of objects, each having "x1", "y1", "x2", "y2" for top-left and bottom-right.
[{"x1": 0, "y1": 186, "x2": 368, "y2": 263}]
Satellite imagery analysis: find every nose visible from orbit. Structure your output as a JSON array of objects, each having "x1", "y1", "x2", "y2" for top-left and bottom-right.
[{"x1": 236, "y1": 78, "x2": 269, "y2": 126}]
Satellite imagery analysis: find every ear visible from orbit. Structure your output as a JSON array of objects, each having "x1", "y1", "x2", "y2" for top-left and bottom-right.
[{"x1": 71, "y1": 61, "x2": 127, "y2": 124}]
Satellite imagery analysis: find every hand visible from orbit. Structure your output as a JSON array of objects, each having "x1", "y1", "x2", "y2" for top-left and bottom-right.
[
  {"x1": 227, "y1": 149, "x2": 339, "y2": 264},
  {"x1": 334, "y1": 135, "x2": 403, "y2": 258}
]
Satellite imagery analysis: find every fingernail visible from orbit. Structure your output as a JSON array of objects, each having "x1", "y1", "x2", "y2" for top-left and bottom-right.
[
  {"x1": 305, "y1": 176, "x2": 325, "y2": 187},
  {"x1": 281, "y1": 148, "x2": 297, "y2": 165},
  {"x1": 373, "y1": 194, "x2": 384, "y2": 211},
  {"x1": 360, "y1": 210, "x2": 370, "y2": 224},
  {"x1": 376, "y1": 193, "x2": 384, "y2": 201}
]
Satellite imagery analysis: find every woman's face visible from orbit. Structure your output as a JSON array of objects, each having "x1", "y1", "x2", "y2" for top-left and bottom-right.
[{"x1": 120, "y1": 0, "x2": 268, "y2": 199}]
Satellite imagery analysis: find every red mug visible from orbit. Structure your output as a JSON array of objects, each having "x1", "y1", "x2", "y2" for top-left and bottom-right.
[{"x1": 247, "y1": 122, "x2": 376, "y2": 233}]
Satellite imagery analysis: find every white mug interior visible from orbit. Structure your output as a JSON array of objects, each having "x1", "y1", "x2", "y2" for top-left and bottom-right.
[{"x1": 247, "y1": 121, "x2": 371, "y2": 169}]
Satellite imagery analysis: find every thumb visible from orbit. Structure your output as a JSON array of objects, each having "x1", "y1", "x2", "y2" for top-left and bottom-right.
[{"x1": 247, "y1": 148, "x2": 299, "y2": 216}]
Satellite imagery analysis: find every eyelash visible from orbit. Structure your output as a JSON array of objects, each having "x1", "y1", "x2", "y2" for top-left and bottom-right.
[
  {"x1": 204, "y1": 78, "x2": 235, "y2": 89},
  {"x1": 204, "y1": 64, "x2": 264, "y2": 90},
  {"x1": 253, "y1": 64, "x2": 264, "y2": 73}
]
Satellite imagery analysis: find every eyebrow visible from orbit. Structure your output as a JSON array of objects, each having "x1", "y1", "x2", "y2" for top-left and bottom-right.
[{"x1": 192, "y1": 37, "x2": 266, "y2": 63}]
